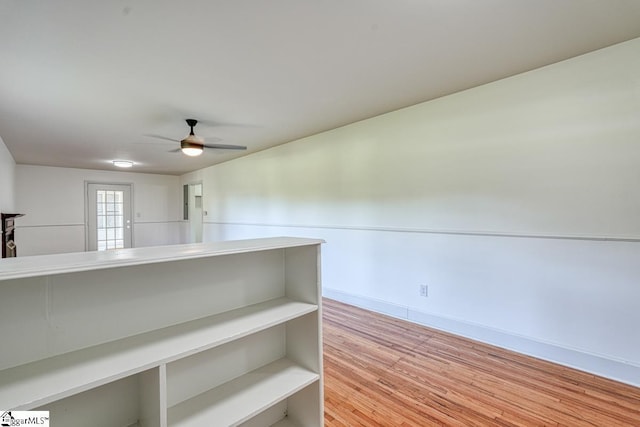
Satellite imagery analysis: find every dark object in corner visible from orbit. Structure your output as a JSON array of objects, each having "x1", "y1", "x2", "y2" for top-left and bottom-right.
[{"x1": 1, "y1": 213, "x2": 25, "y2": 258}]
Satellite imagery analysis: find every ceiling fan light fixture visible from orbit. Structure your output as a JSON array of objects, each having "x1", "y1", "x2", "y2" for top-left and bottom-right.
[
  {"x1": 112, "y1": 160, "x2": 134, "y2": 168},
  {"x1": 181, "y1": 141, "x2": 204, "y2": 156},
  {"x1": 182, "y1": 133, "x2": 205, "y2": 144},
  {"x1": 182, "y1": 147, "x2": 203, "y2": 156}
]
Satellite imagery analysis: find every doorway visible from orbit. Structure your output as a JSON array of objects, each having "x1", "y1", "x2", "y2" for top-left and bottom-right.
[
  {"x1": 185, "y1": 183, "x2": 203, "y2": 243},
  {"x1": 86, "y1": 183, "x2": 133, "y2": 251}
]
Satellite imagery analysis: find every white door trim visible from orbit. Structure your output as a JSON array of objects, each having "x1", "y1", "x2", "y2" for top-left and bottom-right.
[{"x1": 85, "y1": 182, "x2": 134, "y2": 251}]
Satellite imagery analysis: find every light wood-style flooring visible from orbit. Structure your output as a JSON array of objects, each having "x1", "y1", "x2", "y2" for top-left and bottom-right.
[{"x1": 323, "y1": 298, "x2": 640, "y2": 426}]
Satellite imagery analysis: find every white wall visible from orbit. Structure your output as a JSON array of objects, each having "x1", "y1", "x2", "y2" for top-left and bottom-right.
[
  {"x1": 185, "y1": 38, "x2": 640, "y2": 385},
  {"x1": 0, "y1": 136, "x2": 16, "y2": 213},
  {"x1": 16, "y1": 165, "x2": 183, "y2": 255}
]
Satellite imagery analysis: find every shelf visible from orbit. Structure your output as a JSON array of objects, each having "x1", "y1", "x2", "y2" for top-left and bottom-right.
[
  {"x1": 0, "y1": 297, "x2": 317, "y2": 410},
  {"x1": 168, "y1": 358, "x2": 319, "y2": 427},
  {"x1": 0, "y1": 237, "x2": 323, "y2": 425}
]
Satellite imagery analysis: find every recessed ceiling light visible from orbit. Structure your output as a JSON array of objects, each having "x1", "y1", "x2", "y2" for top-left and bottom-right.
[{"x1": 112, "y1": 160, "x2": 134, "y2": 168}]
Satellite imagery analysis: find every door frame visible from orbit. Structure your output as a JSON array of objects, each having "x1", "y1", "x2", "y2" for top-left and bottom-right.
[
  {"x1": 84, "y1": 181, "x2": 134, "y2": 251},
  {"x1": 183, "y1": 180, "x2": 204, "y2": 243}
]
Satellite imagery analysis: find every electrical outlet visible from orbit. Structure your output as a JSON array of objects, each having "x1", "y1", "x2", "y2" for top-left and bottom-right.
[{"x1": 420, "y1": 284, "x2": 428, "y2": 297}]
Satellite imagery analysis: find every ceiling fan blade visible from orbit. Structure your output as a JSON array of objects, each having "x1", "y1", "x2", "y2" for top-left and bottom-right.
[
  {"x1": 168, "y1": 148, "x2": 182, "y2": 153},
  {"x1": 144, "y1": 134, "x2": 180, "y2": 143},
  {"x1": 134, "y1": 140, "x2": 175, "y2": 146},
  {"x1": 200, "y1": 136, "x2": 223, "y2": 143},
  {"x1": 203, "y1": 143, "x2": 247, "y2": 151}
]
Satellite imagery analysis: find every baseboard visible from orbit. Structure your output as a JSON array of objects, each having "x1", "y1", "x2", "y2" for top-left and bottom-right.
[{"x1": 323, "y1": 288, "x2": 640, "y2": 388}]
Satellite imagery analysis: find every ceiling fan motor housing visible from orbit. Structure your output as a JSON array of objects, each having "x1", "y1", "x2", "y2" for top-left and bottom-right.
[{"x1": 181, "y1": 140, "x2": 204, "y2": 150}]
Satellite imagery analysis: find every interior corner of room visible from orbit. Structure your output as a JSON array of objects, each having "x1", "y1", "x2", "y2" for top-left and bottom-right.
[{"x1": 1, "y1": 2, "x2": 639, "y2": 406}]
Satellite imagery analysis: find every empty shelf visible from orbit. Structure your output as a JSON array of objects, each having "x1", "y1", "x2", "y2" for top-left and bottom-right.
[
  {"x1": 0, "y1": 298, "x2": 317, "y2": 409},
  {"x1": 168, "y1": 358, "x2": 318, "y2": 427}
]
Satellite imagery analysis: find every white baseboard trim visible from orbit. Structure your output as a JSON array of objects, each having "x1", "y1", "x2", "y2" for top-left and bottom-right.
[{"x1": 323, "y1": 288, "x2": 640, "y2": 388}]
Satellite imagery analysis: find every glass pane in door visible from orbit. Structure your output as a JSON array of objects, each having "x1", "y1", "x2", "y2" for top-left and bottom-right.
[{"x1": 96, "y1": 190, "x2": 125, "y2": 251}]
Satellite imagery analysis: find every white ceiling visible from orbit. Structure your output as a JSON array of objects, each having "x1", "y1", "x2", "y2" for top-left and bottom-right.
[{"x1": 2, "y1": 1, "x2": 640, "y2": 175}]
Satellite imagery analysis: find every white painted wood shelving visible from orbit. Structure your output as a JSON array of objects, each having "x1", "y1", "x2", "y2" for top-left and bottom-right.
[{"x1": 0, "y1": 237, "x2": 324, "y2": 427}]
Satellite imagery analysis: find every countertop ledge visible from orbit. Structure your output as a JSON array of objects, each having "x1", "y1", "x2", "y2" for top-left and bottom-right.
[{"x1": 0, "y1": 237, "x2": 324, "y2": 281}]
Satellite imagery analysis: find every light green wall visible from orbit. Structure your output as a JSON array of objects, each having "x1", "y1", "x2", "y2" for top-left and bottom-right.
[
  {"x1": 184, "y1": 38, "x2": 640, "y2": 382},
  {"x1": 15, "y1": 165, "x2": 183, "y2": 255},
  {"x1": 204, "y1": 37, "x2": 640, "y2": 239}
]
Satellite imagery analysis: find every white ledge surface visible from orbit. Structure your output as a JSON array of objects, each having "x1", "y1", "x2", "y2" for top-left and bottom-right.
[{"x1": 0, "y1": 237, "x2": 324, "y2": 281}]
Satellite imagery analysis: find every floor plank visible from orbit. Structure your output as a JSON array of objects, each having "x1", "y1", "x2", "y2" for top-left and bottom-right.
[{"x1": 323, "y1": 298, "x2": 640, "y2": 426}]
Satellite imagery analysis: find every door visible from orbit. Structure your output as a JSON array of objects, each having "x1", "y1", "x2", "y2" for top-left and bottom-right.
[
  {"x1": 86, "y1": 183, "x2": 132, "y2": 251},
  {"x1": 186, "y1": 183, "x2": 203, "y2": 243}
]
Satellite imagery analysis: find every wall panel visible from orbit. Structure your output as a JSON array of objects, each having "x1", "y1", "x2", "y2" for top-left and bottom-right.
[{"x1": 190, "y1": 38, "x2": 640, "y2": 383}]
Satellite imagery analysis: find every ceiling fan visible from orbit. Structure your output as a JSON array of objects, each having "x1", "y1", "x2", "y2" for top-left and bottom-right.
[{"x1": 149, "y1": 119, "x2": 247, "y2": 156}]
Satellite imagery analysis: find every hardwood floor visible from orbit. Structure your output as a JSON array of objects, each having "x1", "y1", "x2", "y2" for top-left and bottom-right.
[{"x1": 322, "y1": 298, "x2": 640, "y2": 426}]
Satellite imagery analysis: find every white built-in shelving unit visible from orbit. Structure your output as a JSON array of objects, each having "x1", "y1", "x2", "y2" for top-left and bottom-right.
[{"x1": 0, "y1": 237, "x2": 324, "y2": 427}]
